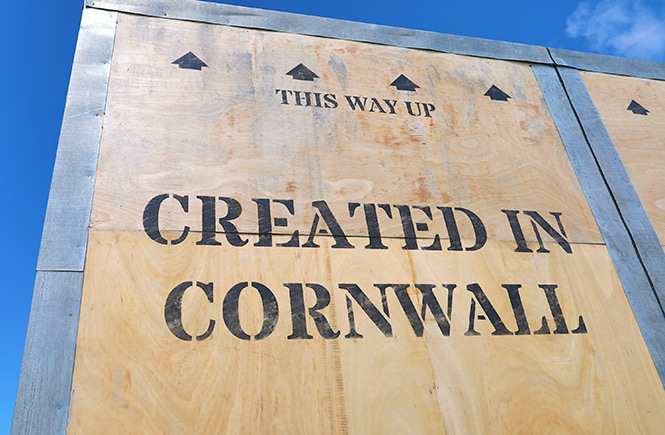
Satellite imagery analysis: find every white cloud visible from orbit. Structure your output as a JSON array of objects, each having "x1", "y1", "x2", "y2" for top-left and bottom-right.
[{"x1": 565, "y1": 0, "x2": 665, "y2": 61}]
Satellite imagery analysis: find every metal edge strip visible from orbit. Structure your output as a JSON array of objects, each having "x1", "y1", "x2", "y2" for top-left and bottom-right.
[
  {"x1": 36, "y1": 8, "x2": 117, "y2": 272},
  {"x1": 556, "y1": 66, "x2": 665, "y2": 311},
  {"x1": 11, "y1": 8, "x2": 118, "y2": 435},
  {"x1": 11, "y1": 271, "x2": 85, "y2": 435},
  {"x1": 81, "y1": 0, "x2": 665, "y2": 80},
  {"x1": 550, "y1": 48, "x2": 665, "y2": 81},
  {"x1": 83, "y1": 0, "x2": 552, "y2": 64},
  {"x1": 532, "y1": 64, "x2": 665, "y2": 384}
]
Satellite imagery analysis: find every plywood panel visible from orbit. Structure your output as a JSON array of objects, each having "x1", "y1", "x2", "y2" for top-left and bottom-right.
[
  {"x1": 68, "y1": 13, "x2": 665, "y2": 435},
  {"x1": 89, "y1": 13, "x2": 602, "y2": 245},
  {"x1": 581, "y1": 71, "x2": 665, "y2": 246},
  {"x1": 67, "y1": 230, "x2": 665, "y2": 434}
]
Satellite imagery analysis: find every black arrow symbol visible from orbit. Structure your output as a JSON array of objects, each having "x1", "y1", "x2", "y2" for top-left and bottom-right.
[
  {"x1": 172, "y1": 52, "x2": 208, "y2": 70},
  {"x1": 286, "y1": 63, "x2": 319, "y2": 81},
  {"x1": 627, "y1": 100, "x2": 649, "y2": 115},
  {"x1": 484, "y1": 85, "x2": 511, "y2": 101},
  {"x1": 389, "y1": 74, "x2": 419, "y2": 92}
]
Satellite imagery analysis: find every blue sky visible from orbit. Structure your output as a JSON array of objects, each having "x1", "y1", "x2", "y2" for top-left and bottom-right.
[{"x1": 2, "y1": 0, "x2": 664, "y2": 430}]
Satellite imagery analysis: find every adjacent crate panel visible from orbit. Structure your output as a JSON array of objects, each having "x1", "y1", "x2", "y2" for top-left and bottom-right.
[{"x1": 581, "y1": 71, "x2": 665, "y2": 246}]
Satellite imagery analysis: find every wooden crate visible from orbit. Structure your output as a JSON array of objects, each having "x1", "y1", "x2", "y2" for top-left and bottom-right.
[{"x1": 14, "y1": 2, "x2": 665, "y2": 434}]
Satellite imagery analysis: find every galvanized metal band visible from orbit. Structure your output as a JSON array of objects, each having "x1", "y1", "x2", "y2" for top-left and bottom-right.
[
  {"x1": 12, "y1": 8, "x2": 118, "y2": 435},
  {"x1": 84, "y1": 0, "x2": 551, "y2": 63},
  {"x1": 36, "y1": 8, "x2": 117, "y2": 272},
  {"x1": 83, "y1": 0, "x2": 665, "y2": 80},
  {"x1": 550, "y1": 48, "x2": 665, "y2": 81},
  {"x1": 532, "y1": 63, "x2": 665, "y2": 384},
  {"x1": 11, "y1": 271, "x2": 85, "y2": 435}
]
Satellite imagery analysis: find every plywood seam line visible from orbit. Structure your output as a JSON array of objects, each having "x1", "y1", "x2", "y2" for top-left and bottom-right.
[
  {"x1": 112, "y1": 228, "x2": 610, "y2": 244},
  {"x1": 11, "y1": 9, "x2": 118, "y2": 435},
  {"x1": 532, "y1": 63, "x2": 665, "y2": 385}
]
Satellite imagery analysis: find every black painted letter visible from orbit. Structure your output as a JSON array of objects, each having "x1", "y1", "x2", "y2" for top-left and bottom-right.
[
  {"x1": 340, "y1": 283, "x2": 392, "y2": 338},
  {"x1": 222, "y1": 282, "x2": 279, "y2": 340},
  {"x1": 143, "y1": 194, "x2": 190, "y2": 245},
  {"x1": 164, "y1": 281, "x2": 215, "y2": 341},
  {"x1": 286, "y1": 283, "x2": 340, "y2": 339}
]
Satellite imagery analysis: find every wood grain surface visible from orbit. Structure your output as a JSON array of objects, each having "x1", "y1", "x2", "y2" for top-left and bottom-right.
[
  {"x1": 582, "y1": 71, "x2": 665, "y2": 246},
  {"x1": 66, "y1": 13, "x2": 665, "y2": 434},
  {"x1": 88, "y1": 13, "x2": 601, "y2": 244},
  {"x1": 67, "y1": 230, "x2": 665, "y2": 433}
]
